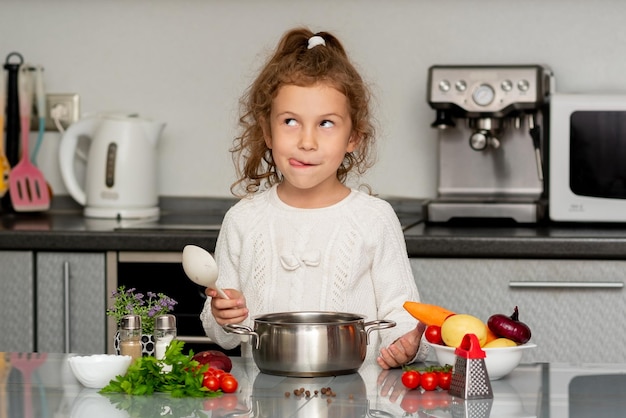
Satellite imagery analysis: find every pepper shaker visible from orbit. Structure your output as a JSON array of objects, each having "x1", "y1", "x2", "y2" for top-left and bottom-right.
[{"x1": 119, "y1": 314, "x2": 142, "y2": 361}]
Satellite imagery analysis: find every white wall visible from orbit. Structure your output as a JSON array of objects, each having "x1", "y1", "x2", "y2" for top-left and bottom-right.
[{"x1": 2, "y1": 0, "x2": 625, "y2": 199}]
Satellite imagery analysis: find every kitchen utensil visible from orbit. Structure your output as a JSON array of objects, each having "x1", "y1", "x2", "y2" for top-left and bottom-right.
[
  {"x1": 3, "y1": 52, "x2": 21, "y2": 167},
  {"x1": 449, "y1": 333, "x2": 493, "y2": 400},
  {"x1": 10, "y1": 352, "x2": 47, "y2": 418},
  {"x1": 9, "y1": 65, "x2": 50, "y2": 212},
  {"x1": 427, "y1": 340, "x2": 537, "y2": 380},
  {"x1": 58, "y1": 113, "x2": 164, "y2": 219},
  {"x1": 182, "y1": 244, "x2": 229, "y2": 299},
  {"x1": 2, "y1": 52, "x2": 23, "y2": 212},
  {"x1": 223, "y1": 311, "x2": 396, "y2": 377},
  {"x1": 0, "y1": 68, "x2": 11, "y2": 197},
  {"x1": 31, "y1": 65, "x2": 46, "y2": 165}
]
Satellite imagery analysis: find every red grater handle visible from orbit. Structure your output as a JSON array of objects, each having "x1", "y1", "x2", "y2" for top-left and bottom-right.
[{"x1": 454, "y1": 333, "x2": 486, "y2": 359}]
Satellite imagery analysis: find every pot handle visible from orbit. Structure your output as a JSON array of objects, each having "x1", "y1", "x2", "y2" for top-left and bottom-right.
[
  {"x1": 222, "y1": 324, "x2": 259, "y2": 349},
  {"x1": 363, "y1": 320, "x2": 396, "y2": 345}
]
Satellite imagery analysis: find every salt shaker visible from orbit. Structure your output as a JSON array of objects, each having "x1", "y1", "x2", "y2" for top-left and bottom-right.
[
  {"x1": 119, "y1": 314, "x2": 142, "y2": 361},
  {"x1": 155, "y1": 314, "x2": 177, "y2": 363}
]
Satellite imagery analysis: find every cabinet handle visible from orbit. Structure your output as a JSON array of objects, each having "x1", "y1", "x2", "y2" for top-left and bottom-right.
[
  {"x1": 63, "y1": 261, "x2": 71, "y2": 353},
  {"x1": 509, "y1": 281, "x2": 624, "y2": 289}
]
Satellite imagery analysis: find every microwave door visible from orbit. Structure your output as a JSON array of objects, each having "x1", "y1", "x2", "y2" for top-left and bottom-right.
[{"x1": 570, "y1": 111, "x2": 626, "y2": 199}]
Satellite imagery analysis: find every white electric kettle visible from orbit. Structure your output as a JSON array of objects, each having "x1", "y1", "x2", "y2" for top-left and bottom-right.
[{"x1": 58, "y1": 114, "x2": 165, "y2": 219}]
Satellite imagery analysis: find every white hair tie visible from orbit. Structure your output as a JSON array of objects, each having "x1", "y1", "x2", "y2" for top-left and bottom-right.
[{"x1": 307, "y1": 35, "x2": 326, "y2": 50}]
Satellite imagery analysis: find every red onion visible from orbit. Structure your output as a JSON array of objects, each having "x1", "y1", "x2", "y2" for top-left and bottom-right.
[
  {"x1": 192, "y1": 350, "x2": 233, "y2": 372},
  {"x1": 487, "y1": 306, "x2": 531, "y2": 344}
]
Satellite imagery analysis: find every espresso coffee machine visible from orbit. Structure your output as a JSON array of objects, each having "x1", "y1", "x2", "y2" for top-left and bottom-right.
[{"x1": 425, "y1": 65, "x2": 554, "y2": 223}]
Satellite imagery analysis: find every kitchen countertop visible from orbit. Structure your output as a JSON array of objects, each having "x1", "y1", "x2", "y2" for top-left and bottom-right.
[
  {"x1": 3, "y1": 197, "x2": 626, "y2": 259},
  {"x1": 3, "y1": 352, "x2": 626, "y2": 417}
]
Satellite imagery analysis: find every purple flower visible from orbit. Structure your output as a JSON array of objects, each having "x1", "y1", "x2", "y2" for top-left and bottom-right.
[{"x1": 106, "y1": 285, "x2": 177, "y2": 334}]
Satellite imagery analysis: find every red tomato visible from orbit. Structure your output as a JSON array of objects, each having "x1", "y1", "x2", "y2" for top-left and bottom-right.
[
  {"x1": 202, "y1": 374, "x2": 220, "y2": 392},
  {"x1": 401, "y1": 370, "x2": 421, "y2": 390},
  {"x1": 212, "y1": 369, "x2": 226, "y2": 382},
  {"x1": 420, "y1": 371, "x2": 439, "y2": 391},
  {"x1": 438, "y1": 372, "x2": 452, "y2": 390},
  {"x1": 220, "y1": 375, "x2": 239, "y2": 393},
  {"x1": 424, "y1": 325, "x2": 443, "y2": 345}
]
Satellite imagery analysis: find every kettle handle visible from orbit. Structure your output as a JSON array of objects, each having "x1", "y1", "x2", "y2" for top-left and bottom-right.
[{"x1": 58, "y1": 117, "x2": 99, "y2": 205}]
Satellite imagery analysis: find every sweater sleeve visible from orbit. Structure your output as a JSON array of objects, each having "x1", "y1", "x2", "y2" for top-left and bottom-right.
[
  {"x1": 200, "y1": 205, "x2": 251, "y2": 349},
  {"x1": 367, "y1": 199, "x2": 422, "y2": 350}
]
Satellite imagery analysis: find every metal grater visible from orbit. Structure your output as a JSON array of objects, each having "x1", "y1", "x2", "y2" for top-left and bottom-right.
[{"x1": 448, "y1": 333, "x2": 493, "y2": 400}]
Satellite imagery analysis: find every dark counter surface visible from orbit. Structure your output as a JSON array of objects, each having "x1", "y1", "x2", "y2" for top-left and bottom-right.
[
  {"x1": 2, "y1": 197, "x2": 626, "y2": 259},
  {"x1": 403, "y1": 221, "x2": 626, "y2": 259}
]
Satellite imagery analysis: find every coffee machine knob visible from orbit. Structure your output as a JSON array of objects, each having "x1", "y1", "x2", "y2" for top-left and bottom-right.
[{"x1": 469, "y1": 130, "x2": 489, "y2": 150}]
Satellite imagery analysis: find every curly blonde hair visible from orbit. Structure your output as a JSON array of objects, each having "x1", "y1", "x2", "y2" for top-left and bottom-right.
[{"x1": 230, "y1": 27, "x2": 376, "y2": 196}]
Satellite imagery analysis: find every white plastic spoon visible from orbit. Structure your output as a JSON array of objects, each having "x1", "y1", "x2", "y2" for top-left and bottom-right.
[{"x1": 182, "y1": 245, "x2": 230, "y2": 299}]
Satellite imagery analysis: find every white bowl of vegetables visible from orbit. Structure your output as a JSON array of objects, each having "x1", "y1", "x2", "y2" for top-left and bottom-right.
[{"x1": 426, "y1": 341, "x2": 536, "y2": 380}]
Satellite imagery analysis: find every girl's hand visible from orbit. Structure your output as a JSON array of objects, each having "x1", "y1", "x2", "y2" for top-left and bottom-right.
[
  {"x1": 205, "y1": 288, "x2": 249, "y2": 325},
  {"x1": 377, "y1": 322, "x2": 425, "y2": 369}
]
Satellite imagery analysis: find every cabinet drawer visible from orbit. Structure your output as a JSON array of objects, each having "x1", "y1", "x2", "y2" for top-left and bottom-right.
[
  {"x1": 37, "y1": 252, "x2": 106, "y2": 354},
  {"x1": 410, "y1": 259, "x2": 626, "y2": 363}
]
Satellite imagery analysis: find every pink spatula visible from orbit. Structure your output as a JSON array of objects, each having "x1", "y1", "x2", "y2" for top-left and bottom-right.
[
  {"x1": 9, "y1": 65, "x2": 50, "y2": 211},
  {"x1": 0, "y1": 70, "x2": 11, "y2": 197}
]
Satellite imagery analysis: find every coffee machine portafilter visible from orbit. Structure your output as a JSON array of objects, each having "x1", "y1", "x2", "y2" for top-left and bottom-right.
[{"x1": 425, "y1": 65, "x2": 554, "y2": 223}]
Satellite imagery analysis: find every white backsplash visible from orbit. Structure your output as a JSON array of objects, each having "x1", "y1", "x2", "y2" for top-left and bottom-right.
[{"x1": 2, "y1": 0, "x2": 625, "y2": 199}]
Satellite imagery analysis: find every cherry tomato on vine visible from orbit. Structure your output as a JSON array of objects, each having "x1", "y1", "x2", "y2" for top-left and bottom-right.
[
  {"x1": 401, "y1": 370, "x2": 421, "y2": 390},
  {"x1": 438, "y1": 371, "x2": 452, "y2": 390},
  {"x1": 220, "y1": 374, "x2": 239, "y2": 393},
  {"x1": 424, "y1": 325, "x2": 443, "y2": 344},
  {"x1": 420, "y1": 371, "x2": 439, "y2": 391}
]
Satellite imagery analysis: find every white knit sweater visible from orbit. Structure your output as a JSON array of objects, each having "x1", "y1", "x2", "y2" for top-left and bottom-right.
[{"x1": 200, "y1": 185, "x2": 422, "y2": 359}]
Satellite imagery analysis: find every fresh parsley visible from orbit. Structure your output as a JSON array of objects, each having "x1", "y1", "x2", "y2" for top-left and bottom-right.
[{"x1": 100, "y1": 340, "x2": 219, "y2": 398}]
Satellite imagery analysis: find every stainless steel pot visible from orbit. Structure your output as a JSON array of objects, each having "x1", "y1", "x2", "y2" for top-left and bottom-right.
[{"x1": 223, "y1": 311, "x2": 396, "y2": 377}]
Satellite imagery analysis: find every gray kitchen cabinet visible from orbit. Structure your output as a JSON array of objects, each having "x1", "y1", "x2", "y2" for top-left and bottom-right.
[
  {"x1": 410, "y1": 258, "x2": 626, "y2": 363},
  {"x1": 36, "y1": 252, "x2": 106, "y2": 354},
  {"x1": 0, "y1": 251, "x2": 34, "y2": 351}
]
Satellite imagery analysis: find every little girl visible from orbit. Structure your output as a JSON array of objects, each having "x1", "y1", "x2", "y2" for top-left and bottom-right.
[{"x1": 200, "y1": 27, "x2": 427, "y2": 368}]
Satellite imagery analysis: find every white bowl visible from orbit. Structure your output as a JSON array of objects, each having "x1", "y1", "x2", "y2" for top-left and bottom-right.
[
  {"x1": 426, "y1": 341, "x2": 537, "y2": 380},
  {"x1": 68, "y1": 354, "x2": 132, "y2": 389}
]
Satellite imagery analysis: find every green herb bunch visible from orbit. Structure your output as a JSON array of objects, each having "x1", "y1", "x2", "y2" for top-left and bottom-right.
[
  {"x1": 100, "y1": 340, "x2": 218, "y2": 398},
  {"x1": 106, "y1": 286, "x2": 177, "y2": 334}
]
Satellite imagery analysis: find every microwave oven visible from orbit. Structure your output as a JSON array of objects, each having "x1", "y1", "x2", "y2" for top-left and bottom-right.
[{"x1": 550, "y1": 93, "x2": 626, "y2": 222}]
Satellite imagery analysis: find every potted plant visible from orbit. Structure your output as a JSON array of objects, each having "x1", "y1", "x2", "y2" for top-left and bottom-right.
[{"x1": 107, "y1": 286, "x2": 177, "y2": 355}]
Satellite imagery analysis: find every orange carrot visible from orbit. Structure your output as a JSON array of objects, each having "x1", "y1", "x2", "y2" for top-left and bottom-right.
[{"x1": 403, "y1": 301, "x2": 456, "y2": 327}]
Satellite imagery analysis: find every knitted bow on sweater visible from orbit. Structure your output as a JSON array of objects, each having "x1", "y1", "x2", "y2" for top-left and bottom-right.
[{"x1": 279, "y1": 249, "x2": 321, "y2": 271}]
